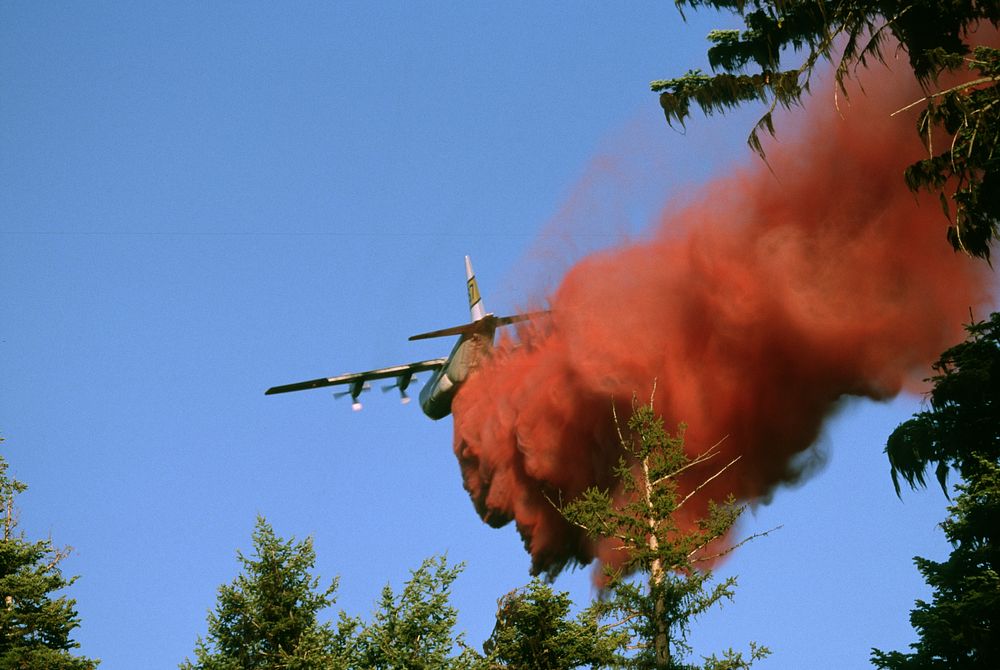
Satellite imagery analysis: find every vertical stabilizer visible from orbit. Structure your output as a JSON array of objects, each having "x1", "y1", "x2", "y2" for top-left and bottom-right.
[{"x1": 465, "y1": 255, "x2": 486, "y2": 321}]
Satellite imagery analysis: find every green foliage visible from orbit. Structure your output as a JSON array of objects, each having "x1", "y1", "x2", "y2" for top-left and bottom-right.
[
  {"x1": 873, "y1": 313, "x2": 1000, "y2": 668},
  {"x1": 350, "y1": 556, "x2": 477, "y2": 670},
  {"x1": 653, "y1": 1, "x2": 1000, "y2": 259},
  {"x1": 0, "y1": 446, "x2": 99, "y2": 669},
  {"x1": 181, "y1": 405, "x2": 774, "y2": 670},
  {"x1": 871, "y1": 457, "x2": 1000, "y2": 668},
  {"x1": 184, "y1": 520, "x2": 484, "y2": 670},
  {"x1": 885, "y1": 312, "x2": 1000, "y2": 496},
  {"x1": 559, "y1": 400, "x2": 770, "y2": 669},
  {"x1": 180, "y1": 516, "x2": 351, "y2": 670},
  {"x1": 481, "y1": 580, "x2": 624, "y2": 669},
  {"x1": 701, "y1": 642, "x2": 771, "y2": 670},
  {"x1": 904, "y1": 46, "x2": 1000, "y2": 259}
]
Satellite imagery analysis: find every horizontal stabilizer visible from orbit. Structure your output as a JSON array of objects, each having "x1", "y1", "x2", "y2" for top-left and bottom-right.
[
  {"x1": 495, "y1": 311, "x2": 550, "y2": 327},
  {"x1": 408, "y1": 322, "x2": 483, "y2": 341},
  {"x1": 408, "y1": 310, "x2": 550, "y2": 341}
]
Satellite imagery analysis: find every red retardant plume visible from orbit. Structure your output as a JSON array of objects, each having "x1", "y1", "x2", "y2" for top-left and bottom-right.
[{"x1": 451, "y1": 65, "x2": 994, "y2": 578}]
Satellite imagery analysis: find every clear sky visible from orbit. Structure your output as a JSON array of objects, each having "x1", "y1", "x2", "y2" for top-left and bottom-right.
[{"x1": 1, "y1": 3, "x2": 983, "y2": 668}]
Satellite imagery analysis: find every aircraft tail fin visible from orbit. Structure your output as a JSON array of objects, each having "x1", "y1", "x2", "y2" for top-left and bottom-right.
[
  {"x1": 408, "y1": 256, "x2": 550, "y2": 341},
  {"x1": 466, "y1": 255, "x2": 486, "y2": 322}
]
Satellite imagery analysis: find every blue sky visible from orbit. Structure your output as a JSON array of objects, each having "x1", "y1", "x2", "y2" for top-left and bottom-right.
[{"x1": 0, "y1": 3, "x2": 979, "y2": 668}]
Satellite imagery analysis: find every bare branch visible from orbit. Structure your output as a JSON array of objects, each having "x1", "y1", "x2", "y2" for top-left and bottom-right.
[
  {"x1": 676, "y1": 455, "x2": 742, "y2": 511},
  {"x1": 689, "y1": 525, "x2": 783, "y2": 563},
  {"x1": 891, "y1": 76, "x2": 1000, "y2": 117},
  {"x1": 612, "y1": 401, "x2": 625, "y2": 449}
]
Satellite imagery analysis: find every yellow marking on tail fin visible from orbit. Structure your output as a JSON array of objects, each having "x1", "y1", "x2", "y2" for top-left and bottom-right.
[{"x1": 467, "y1": 276, "x2": 481, "y2": 309}]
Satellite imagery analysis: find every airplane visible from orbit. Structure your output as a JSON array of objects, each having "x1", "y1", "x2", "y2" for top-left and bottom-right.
[{"x1": 265, "y1": 256, "x2": 543, "y2": 419}]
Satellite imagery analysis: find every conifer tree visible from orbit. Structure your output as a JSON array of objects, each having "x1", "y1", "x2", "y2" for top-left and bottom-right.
[
  {"x1": 0, "y1": 445, "x2": 98, "y2": 670},
  {"x1": 559, "y1": 400, "x2": 771, "y2": 669},
  {"x1": 871, "y1": 459, "x2": 1000, "y2": 669},
  {"x1": 180, "y1": 516, "x2": 352, "y2": 670},
  {"x1": 872, "y1": 314, "x2": 1000, "y2": 668},
  {"x1": 350, "y1": 555, "x2": 478, "y2": 670},
  {"x1": 185, "y1": 521, "x2": 485, "y2": 669},
  {"x1": 481, "y1": 579, "x2": 623, "y2": 669},
  {"x1": 884, "y1": 312, "x2": 1000, "y2": 495}
]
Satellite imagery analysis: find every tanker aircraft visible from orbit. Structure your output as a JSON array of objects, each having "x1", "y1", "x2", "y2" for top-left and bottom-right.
[{"x1": 265, "y1": 257, "x2": 541, "y2": 419}]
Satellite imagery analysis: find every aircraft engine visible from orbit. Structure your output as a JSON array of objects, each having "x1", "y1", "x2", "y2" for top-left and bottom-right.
[
  {"x1": 382, "y1": 373, "x2": 415, "y2": 404},
  {"x1": 334, "y1": 380, "x2": 370, "y2": 411}
]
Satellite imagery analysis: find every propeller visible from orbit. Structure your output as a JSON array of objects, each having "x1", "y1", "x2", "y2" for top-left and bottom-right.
[
  {"x1": 334, "y1": 381, "x2": 371, "y2": 411},
  {"x1": 382, "y1": 373, "x2": 416, "y2": 404}
]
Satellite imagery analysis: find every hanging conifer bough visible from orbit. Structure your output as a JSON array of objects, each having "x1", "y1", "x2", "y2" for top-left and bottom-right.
[{"x1": 651, "y1": 1, "x2": 999, "y2": 260}]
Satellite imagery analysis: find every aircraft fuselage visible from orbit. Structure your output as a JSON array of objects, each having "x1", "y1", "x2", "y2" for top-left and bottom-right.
[{"x1": 419, "y1": 329, "x2": 495, "y2": 419}]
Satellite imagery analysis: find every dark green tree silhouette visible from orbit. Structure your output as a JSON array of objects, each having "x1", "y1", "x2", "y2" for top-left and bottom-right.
[
  {"x1": 481, "y1": 579, "x2": 623, "y2": 669},
  {"x1": 181, "y1": 516, "x2": 353, "y2": 669},
  {"x1": 885, "y1": 312, "x2": 1000, "y2": 495},
  {"x1": 871, "y1": 459, "x2": 1000, "y2": 669},
  {"x1": 872, "y1": 314, "x2": 1000, "y2": 668},
  {"x1": 350, "y1": 555, "x2": 478, "y2": 670},
  {"x1": 0, "y1": 445, "x2": 98, "y2": 669},
  {"x1": 651, "y1": 2, "x2": 999, "y2": 259},
  {"x1": 559, "y1": 399, "x2": 771, "y2": 669}
]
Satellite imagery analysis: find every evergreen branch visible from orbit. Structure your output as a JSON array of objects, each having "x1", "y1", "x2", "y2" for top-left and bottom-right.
[
  {"x1": 649, "y1": 436, "x2": 730, "y2": 488},
  {"x1": 600, "y1": 610, "x2": 645, "y2": 632},
  {"x1": 545, "y1": 490, "x2": 634, "y2": 546}
]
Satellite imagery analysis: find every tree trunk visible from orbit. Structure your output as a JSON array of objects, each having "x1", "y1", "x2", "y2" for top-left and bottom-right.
[
  {"x1": 644, "y1": 454, "x2": 670, "y2": 668},
  {"x1": 653, "y1": 581, "x2": 670, "y2": 668}
]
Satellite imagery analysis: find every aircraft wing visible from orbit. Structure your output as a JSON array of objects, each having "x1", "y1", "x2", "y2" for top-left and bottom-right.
[{"x1": 265, "y1": 358, "x2": 448, "y2": 395}]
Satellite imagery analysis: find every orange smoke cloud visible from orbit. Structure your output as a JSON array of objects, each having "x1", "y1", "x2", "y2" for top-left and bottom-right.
[{"x1": 452, "y1": 63, "x2": 993, "y2": 577}]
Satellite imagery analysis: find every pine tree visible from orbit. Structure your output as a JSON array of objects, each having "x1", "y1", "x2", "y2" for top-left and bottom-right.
[
  {"x1": 871, "y1": 458, "x2": 1000, "y2": 669},
  {"x1": 871, "y1": 314, "x2": 1000, "y2": 668},
  {"x1": 559, "y1": 399, "x2": 771, "y2": 669},
  {"x1": 884, "y1": 312, "x2": 1000, "y2": 496},
  {"x1": 180, "y1": 516, "x2": 352, "y2": 670},
  {"x1": 350, "y1": 556, "x2": 478, "y2": 670},
  {"x1": 481, "y1": 579, "x2": 623, "y2": 669},
  {"x1": 0, "y1": 445, "x2": 98, "y2": 669}
]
